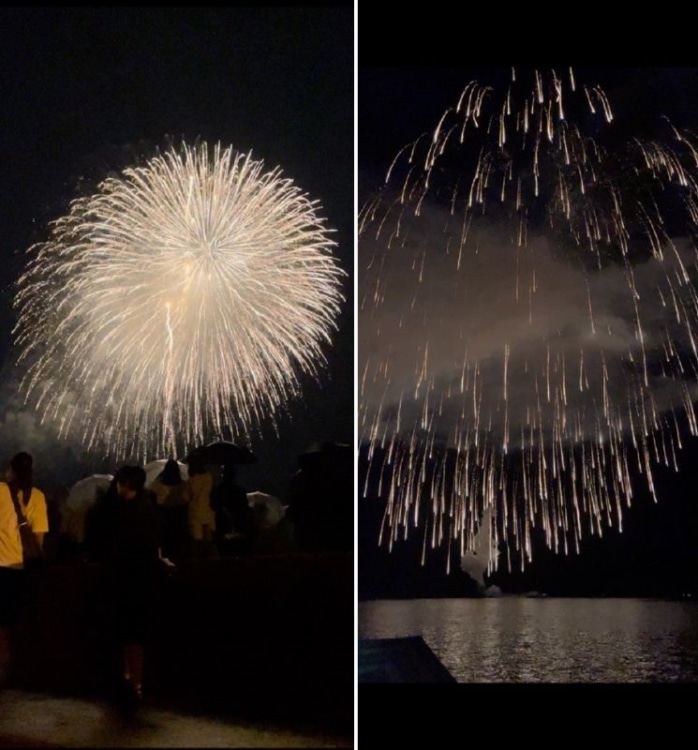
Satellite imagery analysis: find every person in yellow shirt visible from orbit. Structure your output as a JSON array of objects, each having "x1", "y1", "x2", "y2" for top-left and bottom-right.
[
  {"x1": 184, "y1": 451, "x2": 216, "y2": 559},
  {"x1": 0, "y1": 452, "x2": 48, "y2": 688},
  {"x1": 150, "y1": 459, "x2": 188, "y2": 561}
]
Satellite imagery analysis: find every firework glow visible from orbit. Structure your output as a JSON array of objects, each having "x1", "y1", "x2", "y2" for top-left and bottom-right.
[
  {"x1": 14, "y1": 140, "x2": 344, "y2": 460},
  {"x1": 360, "y1": 68, "x2": 698, "y2": 574}
]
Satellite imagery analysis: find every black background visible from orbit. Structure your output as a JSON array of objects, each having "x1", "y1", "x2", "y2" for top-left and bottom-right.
[
  {"x1": 0, "y1": 7, "x2": 354, "y2": 498},
  {"x1": 359, "y1": 66, "x2": 698, "y2": 599}
]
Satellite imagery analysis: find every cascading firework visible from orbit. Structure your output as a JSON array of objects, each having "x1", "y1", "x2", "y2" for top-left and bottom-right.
[
  {"x1": 14, "y1": 140, "x2": 344, "y2": 460},
  {"x1": 360, "y1": 68, "x2": 698, "y2": 573}
]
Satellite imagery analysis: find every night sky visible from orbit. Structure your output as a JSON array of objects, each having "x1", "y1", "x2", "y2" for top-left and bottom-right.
[
  {"x1": 359, "y1": 66, "x2": 698, "y2": 599},
  {"x1": 0, "y1": 7, "x2": 354, "y2": 498}
]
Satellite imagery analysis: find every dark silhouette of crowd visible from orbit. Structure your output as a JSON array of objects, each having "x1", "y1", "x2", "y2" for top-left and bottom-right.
[
  {"x1": 1, "y1": 441, "x2": 354, "y2": 714},
  {"x1": 285, "y1": 442, "x2": 353, "y2": 553}
]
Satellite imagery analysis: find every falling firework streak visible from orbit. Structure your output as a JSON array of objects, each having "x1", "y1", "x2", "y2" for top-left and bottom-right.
[
  {"x1": 14, "y1": 140, "x2": 344, "y2": 460},
  {"x1": 360, "y1": 68, "x2": 698, "y2": 573}
]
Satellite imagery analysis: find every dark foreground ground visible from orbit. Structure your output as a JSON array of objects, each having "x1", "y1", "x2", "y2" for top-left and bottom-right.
[
  {"x1": 0, "y1": 552, "x2": 354, "y2": 747},
  {"x1": 0, "y1": 688, "x2": 352, "y2": 747}
]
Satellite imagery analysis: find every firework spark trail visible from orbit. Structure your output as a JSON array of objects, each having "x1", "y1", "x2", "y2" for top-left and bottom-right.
[
  {"x1": 14, "y1": 140, "x2": 345, "y2": 460},
  {"x1": 360, "y1": 68, "x2": 698, "y2": 573}
]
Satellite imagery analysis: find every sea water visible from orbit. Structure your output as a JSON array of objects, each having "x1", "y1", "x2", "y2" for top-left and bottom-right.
[{"x1": 358, "y1": 596, "x2": 698, "y2": 682}]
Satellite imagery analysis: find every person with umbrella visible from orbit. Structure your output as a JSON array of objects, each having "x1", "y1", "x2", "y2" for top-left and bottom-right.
[
  {"x1": 191, "y1": 441, "x2": 257, "y2": 467},
  {"x1": 150, "y1": 458, "x2": 188, "y2": 562},
  {"x1": 210, "y1": 463, "x2": 252, "y2": 555},
  {"x1": 83, "y1": 475, "x2": 120, "y2": 563},
  {"x1": 184, "y1": 451, "x2": 217, "y2": 559},
  {"x1": 184, "y1": 442, "x2": 257, "y2": 558}
]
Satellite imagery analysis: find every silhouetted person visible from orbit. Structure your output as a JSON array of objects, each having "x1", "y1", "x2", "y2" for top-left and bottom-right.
[
  {"x1": 98, "y1": 464, "x2": 161, "y2": 710},
  {"x1": 150, "y1": 459, "x2": 188, "y2": 562},
  {"x1": 0, "y1": 452, "x2": 48, "y2": 688},
  {"x1": 184, "y1": 452, "x2": 217, "y2": 559},
  {"x1": 84, "y1": 476, "x2": 121, "y2": 563},
  {"x1": 42, "y1": 484, "x2": 69, "y2": 563},
  {"x1": 211, "y1": 463, "x2": 252, "y2": 555},
  {"x1": 286, "y1": 442, "x2": 353, "y2": 553}
]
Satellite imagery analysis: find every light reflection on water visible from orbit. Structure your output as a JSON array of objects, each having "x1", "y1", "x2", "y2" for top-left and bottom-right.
[{"x1": 358, "y1": 598, "x2": 698, "y2": 682}]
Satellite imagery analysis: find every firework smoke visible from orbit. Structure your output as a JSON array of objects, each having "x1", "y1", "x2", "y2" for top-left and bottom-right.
[
  {"x1": 360, "y1": 68, "x2": 698, "y2": 573},
  {"x1": 14, "y1": 140, "x2": 344, "y2": 460}
]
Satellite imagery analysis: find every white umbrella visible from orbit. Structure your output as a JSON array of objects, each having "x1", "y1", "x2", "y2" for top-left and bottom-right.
[
  {"x1": 65, "y1": 474, "x2": 114, "y2": 543},
  {"x1": 246, "y1": 490, "x2": 285, "y2": 528},
  {"x1": 144, "y1": 459, "x2": 188, "y2": 488}
]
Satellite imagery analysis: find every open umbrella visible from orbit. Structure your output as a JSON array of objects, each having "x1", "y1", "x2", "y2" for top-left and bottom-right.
[
  {"x1": 67, "y1": 474, "x2": 114, "y2": 510},
  {"x1": 246, "y1": 490, "x2": 285, "y2": 528},
  {"x1": 187, "y1": 441, "x2": 258, "y2": 465},
  {"x1": 64, "y1": 474, "x2": 114, "y2": 543},
  {"x1": 144, "y1": 459, "x2": 188, "y2": 488}
]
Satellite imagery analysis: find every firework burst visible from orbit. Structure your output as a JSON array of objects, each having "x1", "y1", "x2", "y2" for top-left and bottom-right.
[
  {"x1": 14, "y1": 140, "x2": 344, "y2": 460},
  {"x1": 360, "y1": 68, "x2": 698, "y2": 573}
]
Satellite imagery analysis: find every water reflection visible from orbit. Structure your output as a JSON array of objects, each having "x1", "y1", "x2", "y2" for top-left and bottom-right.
[{"x1": 358, "y1": 598, "x2": 698, "y2": 682}]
